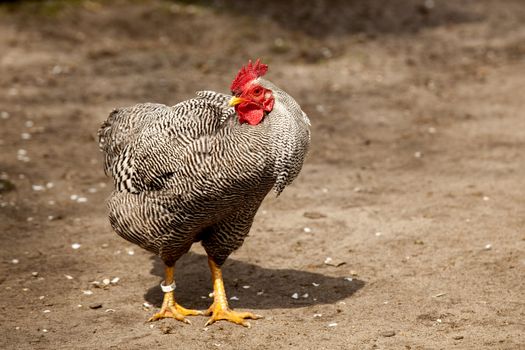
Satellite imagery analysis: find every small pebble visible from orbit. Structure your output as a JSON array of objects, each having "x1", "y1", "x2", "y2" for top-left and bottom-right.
[
  {"x1": 242, "y1": 285, "x2": 250, "y2": 289},
  {"x1": 380, "y1": 330, "x2": 396, "y2": 337},
  {"x1": 64, "y1": 274, "x2": 74, "y2": 280},
  {"x1": 324, "y1": 257, "x2": 346, "y2": 267},
  {"x1": 89, "y1": 303, "x2": 102, "y2": 309},
  {"x1": 51, "y1": 65, "x2": 63, "y2": 75},
  {"x1": 313, "y1": 313, "x2": 322, "y2": 318},
  {"x1": 70, "y1": 194, "x2": 78, "y2": 201},
  {"x1": 11, "y1": 259, "x2": 19, "y2": 264},
  {"x1": 453, "y1": 335, "x2": 464, "y2": 340},
  {"x1": 344, "y1": 277, "x2": 353, "y2": 282},
  {"x1": 71, "y1": 243, "x2": 81, "y2": 250},
  {"x1": 39, "y1": 296, "x2": 45, "y2": 300},
  {"x1": 26, "y1": 217, "x2": 33, "y2": 222},
  {"x1": 312, "y1": 282, "x2": 320, "y2": 287},
  {"x1": 291, "y1": 293, "x2": 299, "y2": 299},
  {"x1": 46, "y1": 182, "x2": 54, "y2": 189},
  {"x1": 484, "y1": 244, "x2": 492, "y2": 250},
  {"x1": 110, "y1": 277, "x2": 120, "y2": 284},
  {"x1": 229, "y1": 296, "x2": 239, "y2": 301},
  {"x1": 143, "y1": 302, "x2": 152, "y2": 308},
  {"x1": 105, "y1": 309, "x2": 115, "y2": 313},
  {"x1": 127, "y1": 249, "x2": 135, "y2": 256},
  {"x1": 414, "y1": 151, "x2": 423, "y2": 158},
  {"x1": 102, "y1": 278, "x2": 110, "y2": 285},
  {"x1": 303, "y1": 227, "x2": 312, "y2": 233},
  {"x1": 437, "y1": 318, "x2": 442, "y2": 323},
  {"x1": 43, "y1": 310, "x2": 51, "y2": 313},
  {"x1": 375, "y1": 231, "x2": 382, "y2": 236},
  {"x1": 303, "y1": 212, "x2": 326, "y2": 219},
  {"x1": 328, "y1": 323, "x2": 338, "y2": 327},
  {"x1": 21, "y1": 133, "x2": 31, "y2": 140},
  {"x1": 428, "y1": 127, "x2": 436, "y2": 134},
  {"x1": 22, "y1": 288, "x2": 29, "y2": 291},
  {"x1": 301, "y1": 293, "x2": 309, "y2": 298},
  {"x1": 1, "y1": 111, "x2": 10, "y2": 119},
  {"x1": 32, "y1": 185, "x2": 45, "y2": 191},
  {"x1": 42, "y1": 329, "x2": 48, "y2": 333},
  {"x1": 31, "y1": 272, "x2": 39, "y2": 277},
  {"x1": 77, "y1": 197, "x2": 88, "y2": 203},
  {"x1": 25, "y1": 120, "x2": 34, "y2": 128},
  {"x1": 83, "y1": 290, "x2": 93, "y2": 295},
  {"x1": 15, "y1": 326, "x2": 20, "y2": 330},
  {"x1": 483, "y1": 196, "x2": 490, "y2": 201},
  {"x1": 256, "y1": 291, "x2": 264, "y2": 296}
]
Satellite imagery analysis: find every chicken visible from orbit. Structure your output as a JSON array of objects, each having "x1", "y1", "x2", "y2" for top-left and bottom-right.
[{"x1": 98, "y1": 59, "x2": 311, "y2": 327}]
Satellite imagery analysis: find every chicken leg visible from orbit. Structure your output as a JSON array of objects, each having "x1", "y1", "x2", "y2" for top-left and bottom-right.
[
  {"x1": 148, "y1": 265, "x2": 202, "y2": 324},
  {"x1": 205, "y1": 257, "x2": 261, "y2": 327}
]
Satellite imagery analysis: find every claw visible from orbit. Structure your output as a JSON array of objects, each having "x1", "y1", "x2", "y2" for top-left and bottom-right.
[
  {"x1": 205, "y1": 305, "x2": 261, "y2": 327},
  {"x1": 147, "y1": 292, "x2": 201, "y2": 324}
]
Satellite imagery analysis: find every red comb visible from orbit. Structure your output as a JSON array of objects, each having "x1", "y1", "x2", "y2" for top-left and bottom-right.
[{"x1": 230, "y1": 59, "x2": 268, "y2": 94}]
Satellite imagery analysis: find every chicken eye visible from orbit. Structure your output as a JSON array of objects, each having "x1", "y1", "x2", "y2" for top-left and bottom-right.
[{"x1": 253, "y1": 87, "x2": 262, "y2": 95}]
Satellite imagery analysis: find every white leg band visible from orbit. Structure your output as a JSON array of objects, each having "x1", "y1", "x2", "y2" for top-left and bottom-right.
[{"x1": 160, "y1": 280, "x2": 176, "y2": 293}]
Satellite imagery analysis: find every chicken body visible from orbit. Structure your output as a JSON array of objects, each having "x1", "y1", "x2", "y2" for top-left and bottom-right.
[{"x1": 98, "y1": 77, "x2": 310, "y2": 326}]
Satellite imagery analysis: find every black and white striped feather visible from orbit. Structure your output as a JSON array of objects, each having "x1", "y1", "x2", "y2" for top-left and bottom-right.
[{"x1": 98, "y1": 82, "x2": 310, "y2": 266}]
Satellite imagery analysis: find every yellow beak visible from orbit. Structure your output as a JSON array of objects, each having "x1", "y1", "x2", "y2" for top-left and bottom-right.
[{"x1": 228, "y1": 96, "x2": 245, "y2": 107}]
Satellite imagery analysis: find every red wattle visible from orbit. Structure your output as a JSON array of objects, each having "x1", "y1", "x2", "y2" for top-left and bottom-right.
[{"x1": 236, "y1": 103, "x2": 265, "y2": 125}]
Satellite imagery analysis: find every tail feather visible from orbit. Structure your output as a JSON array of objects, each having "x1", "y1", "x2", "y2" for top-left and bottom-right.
[{"x1": 97, "y1": 109, "x2": 121, "y2": 175}]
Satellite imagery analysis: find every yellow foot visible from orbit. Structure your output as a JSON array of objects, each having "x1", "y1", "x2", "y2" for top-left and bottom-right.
[
  {"x1": 148, "y1": 303, "x2": 203, "y2": 324},
  {"x1": 205, "y1": 304, "x2": 261, "y2": 328}
]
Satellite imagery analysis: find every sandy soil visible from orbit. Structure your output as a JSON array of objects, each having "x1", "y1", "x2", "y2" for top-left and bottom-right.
[{"x1": 1, "y1": 1, "x2": 524, "y2": 349}]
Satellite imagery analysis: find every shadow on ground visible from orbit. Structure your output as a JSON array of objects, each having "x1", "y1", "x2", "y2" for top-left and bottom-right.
[{"x1": 145, "y1": 253, "x2": 364, "y2": 310}]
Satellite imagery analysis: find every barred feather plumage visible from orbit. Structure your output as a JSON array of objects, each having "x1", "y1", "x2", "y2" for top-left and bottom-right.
[{"x1": 98, "y1": 79, "x2": 310, "y2": 266}]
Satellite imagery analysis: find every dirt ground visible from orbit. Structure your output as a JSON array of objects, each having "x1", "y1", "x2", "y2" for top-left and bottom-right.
[{"x1": 0, "y1": 1, "x2": 524, "y2": 349}]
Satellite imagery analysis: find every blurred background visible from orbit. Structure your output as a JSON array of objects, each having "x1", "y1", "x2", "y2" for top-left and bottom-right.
[{"x1": 1, "y1": 1, "x2": 524, "y2": 349}]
